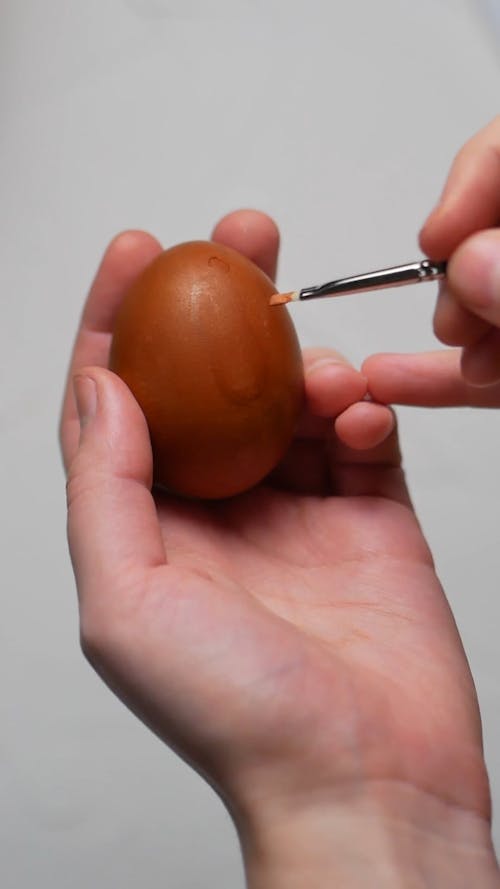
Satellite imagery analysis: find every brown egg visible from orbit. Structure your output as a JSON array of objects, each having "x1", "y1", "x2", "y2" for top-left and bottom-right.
[{"x1": 109, "y1": 240, "x2": 303, "y2": 499}]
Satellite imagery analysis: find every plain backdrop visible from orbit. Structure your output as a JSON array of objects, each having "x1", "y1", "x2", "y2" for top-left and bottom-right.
[{"x1": 2, "y1": 1, "x2": 500, "y2": 886}]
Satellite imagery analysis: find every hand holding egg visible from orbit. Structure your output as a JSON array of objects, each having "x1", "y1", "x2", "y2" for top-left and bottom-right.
[{"x1": 60, "y1": 215, "x2": 486, "y2": 874}]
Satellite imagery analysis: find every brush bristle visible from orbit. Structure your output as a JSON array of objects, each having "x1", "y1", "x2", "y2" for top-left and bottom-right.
[{"x1": 269, "y1": 291, "x2": 298, "y2": 306}]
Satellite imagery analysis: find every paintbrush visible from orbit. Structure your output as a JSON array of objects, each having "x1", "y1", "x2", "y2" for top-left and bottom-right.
[{"x1": 270, "y1": 259, "x2": 447, "y2": 305}]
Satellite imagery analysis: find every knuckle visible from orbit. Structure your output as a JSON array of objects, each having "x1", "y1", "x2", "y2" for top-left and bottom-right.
[
  {"x1": 78, "y1": 572, "x2": 149, "y2": 671},
  {"x1": 79, "y1": 601, "x2": 126, "y2": 673},
  {"x1": 79, "y1": 602, "x2": 113, "y2": 666},
  {"x1": 65, "y1": 451, "x2": 89, "y2": 510},
  {"x1": 65, "y1": 470, "x2": 83, "y2": 512},
  {"x1": 79, "y1": 620, "x2": 102, "y2": 667},
  {"x1": 65, "y1": 456, "x2": 107, "y2": 513}
]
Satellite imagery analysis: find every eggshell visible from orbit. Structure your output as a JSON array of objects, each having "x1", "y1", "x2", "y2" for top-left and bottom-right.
[{"x1": 109, "y1": 240, "x2": 303, "y2": 499}]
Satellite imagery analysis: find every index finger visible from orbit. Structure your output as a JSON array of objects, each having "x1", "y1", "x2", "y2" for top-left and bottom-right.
[
  {"x1": 362, "y1": 350, "x2": 500, "y2": 408},
  {"x1": 420, "y1": 116, "x2": 500, "y2": 260}
]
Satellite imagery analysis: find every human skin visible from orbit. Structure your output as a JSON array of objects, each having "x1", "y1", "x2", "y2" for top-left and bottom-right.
[
  {"x1": 364, "y1": 116, "x2": 500, "y2": 404},
  {"x1": 61, "y1": 210, "x2": 499, "y2": 887}
]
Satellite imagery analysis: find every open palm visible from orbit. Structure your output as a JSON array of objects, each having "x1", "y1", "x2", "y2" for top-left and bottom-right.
[{"x1": 61, "y1": 211, "x2": 489, "y2": 827}]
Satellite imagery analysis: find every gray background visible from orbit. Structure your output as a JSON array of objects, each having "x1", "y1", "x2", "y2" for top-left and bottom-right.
[{"x1": 2, "y1": 1, "x2": 499, "y2": 886}]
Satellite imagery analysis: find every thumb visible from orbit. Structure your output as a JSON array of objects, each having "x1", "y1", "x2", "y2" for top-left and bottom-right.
[
  {"x1": 67, "y1": 368, "x2": 166, "y2": 615},
  {"x1": 448, "y1": 229, "x2": 500, "y2": 328}
]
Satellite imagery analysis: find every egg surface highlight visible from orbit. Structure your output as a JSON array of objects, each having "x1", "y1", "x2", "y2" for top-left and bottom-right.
[{"x1": 109, "y1": 240, "x2": 303, "y2": 499}]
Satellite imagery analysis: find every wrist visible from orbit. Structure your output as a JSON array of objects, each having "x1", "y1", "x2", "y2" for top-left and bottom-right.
[{"x1": 236, "y1": 781, "x2": 499, "y2": 889}]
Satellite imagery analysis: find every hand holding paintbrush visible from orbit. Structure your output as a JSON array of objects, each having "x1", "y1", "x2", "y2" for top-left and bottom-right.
[{"x1": 364, "y1": 117, "x2": 500, "y2": 398}]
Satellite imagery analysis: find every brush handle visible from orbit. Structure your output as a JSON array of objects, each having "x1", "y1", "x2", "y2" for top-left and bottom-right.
[{"x1": 299, "y1": 260, "x2": 447, "y2": 300}]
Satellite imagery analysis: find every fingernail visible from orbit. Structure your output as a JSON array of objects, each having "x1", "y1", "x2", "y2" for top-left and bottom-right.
[
  {"x1": 73, "y1": 375, "x2": 97, "y2": 429},
  {"x1": 308, "y1": 357, "x2": 343, "y2": 374}
]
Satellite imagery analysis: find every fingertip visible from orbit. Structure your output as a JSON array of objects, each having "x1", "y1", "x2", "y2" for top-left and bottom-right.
[
  {"x1": 360, "y1": 353, "x2": 381, "y2": 378},
  {"x1": 418, "y1": 206, "x2": 455, "y2": 261},
  {"x1": 84, "y1": 363, "x2": 149, "y2": 426},
  {"x1": 83, "y1": 230, "x2": 163, "y2": 333},
  {"x1": 211, "y1": 209, "x2": 280, "y2": 280},
  {"x1": 305, "y1": 361, "x2": 367, "y2": 417},
  {"x1": 74, "y1": 365, "x2": 153, "y2": 484},
  {"x1": 98, "y1": 230, "x2": 164, "y2": 283},
  {"x1": 361, "y1": 353, "x2": 395, "y2": 403},
  {"x1": 106, "y1": 229, "x2": 163, "y2": 259},
  {"x1": 334, "y1": 401, "x2": 395, "y2": 451},
  {"x1": 212, "y1": 208, "x2": 280, "y2": 244},
  {"x1": 419, "y1": 117, "x2": 500, "y2": 261},
  {"x1": 418, "y1": 210, "x2": 439, "y2": 256}
]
